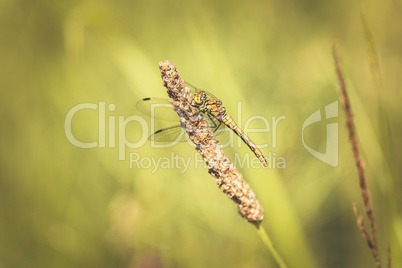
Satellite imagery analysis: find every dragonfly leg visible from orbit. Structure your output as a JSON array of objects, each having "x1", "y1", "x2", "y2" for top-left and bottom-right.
[{"x1": 206, "y1": 113, "x2": 220, "y2": 129}]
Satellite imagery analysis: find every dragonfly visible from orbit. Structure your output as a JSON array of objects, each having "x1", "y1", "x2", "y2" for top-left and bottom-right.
[{"x1": 136, "y1": 83, "x2": 268, "y2": 167}]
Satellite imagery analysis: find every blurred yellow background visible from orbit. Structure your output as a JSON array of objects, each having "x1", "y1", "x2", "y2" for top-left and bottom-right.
[{"x1": 0, "y1": 0, "x2": 401, "y2": 267}]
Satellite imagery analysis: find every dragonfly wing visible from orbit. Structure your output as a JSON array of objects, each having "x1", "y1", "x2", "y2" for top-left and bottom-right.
[
  {"x1": 184, "y1": 82, "x2": 218, "y2": 99},
  {"x1": 203, "y1": 91, "x2": 219, "y2": 100},
  {"x1": 136, "y1": 98, "x2": 179, "y2": 122},
  {"x1": 184, "y1": 81, "x2": 199, "y2": 93},
  {"x1": 149, "y1": 125, "x2": 189, "y2": 142}
]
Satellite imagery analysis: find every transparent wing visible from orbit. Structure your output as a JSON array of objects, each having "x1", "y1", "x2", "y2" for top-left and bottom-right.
[
  {"x1": 184, "y1": 82, "x2": 218, "y2": 100},
  {"x1": 149, "y1": 125, "x2": 189, "y2": 142},
  {"x1": 150, "y1": 120, "x2": 226, "y2": 142},
  {"x1": 136, "y1": 98, "x2": 179, "y2": 122},
  {"x1": 184, "y1": 81, "x2": 199, "y2": 93}
]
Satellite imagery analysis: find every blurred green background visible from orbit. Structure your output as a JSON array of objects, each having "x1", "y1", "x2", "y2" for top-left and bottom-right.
[{"x1": 0, "y1": 0, "x2": 401, "y2": 267}]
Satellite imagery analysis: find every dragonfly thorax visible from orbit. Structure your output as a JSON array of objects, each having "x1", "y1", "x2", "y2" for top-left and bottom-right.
[{"x1": 193, "y1": 91, "x2": 226, "y2": 118}]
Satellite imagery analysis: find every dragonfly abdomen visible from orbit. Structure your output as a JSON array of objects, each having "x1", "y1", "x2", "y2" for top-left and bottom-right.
[{"x1": 221, "y1": 114, "x2": 268, "y2": 167}]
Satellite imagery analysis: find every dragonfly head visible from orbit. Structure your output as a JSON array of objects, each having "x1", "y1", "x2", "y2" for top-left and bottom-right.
[{"x1": 194, "y1": 91, "x2": 207, "y2": 106}]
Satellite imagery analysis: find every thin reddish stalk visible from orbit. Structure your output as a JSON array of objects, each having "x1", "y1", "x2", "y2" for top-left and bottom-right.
[{"x1": 333, "y1": 42, "x2": 381, "y2": 268}]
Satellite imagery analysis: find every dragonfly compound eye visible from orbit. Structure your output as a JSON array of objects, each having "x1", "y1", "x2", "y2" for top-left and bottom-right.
[{"x1": 194, "y1": 92, "x2": 206, "y2": 106}]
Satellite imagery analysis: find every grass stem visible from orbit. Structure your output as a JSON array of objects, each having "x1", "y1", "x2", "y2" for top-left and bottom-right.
[{"x1": 256, "y1": 225, "x2": 288, "y2": 268}]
